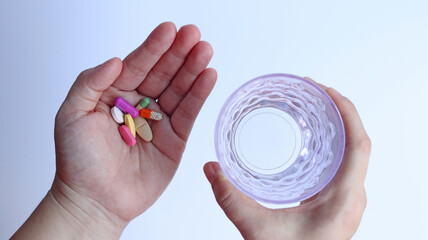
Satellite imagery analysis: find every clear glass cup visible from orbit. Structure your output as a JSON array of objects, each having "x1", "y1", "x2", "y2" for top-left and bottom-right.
[{"x1": 214, "y1": 73, "x2": 345, "y2": 204}]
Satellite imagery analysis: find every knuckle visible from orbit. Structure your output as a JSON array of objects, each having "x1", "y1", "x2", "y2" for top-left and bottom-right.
[
  {"x1": 339, "y1": 190, "x2": 367, "y2": 229},
  {"x1": 357, "y1": 136, "x2": 372, "y2": 153},
  {"x1": 55, "y1": 105, "x2": 65, "y2": 120},
  {"x1": 124, "y1": 60, "x2": 148, "y2": 80},
  {"x1": 170, "y1": 83, "x2": 187, "y2": 97},
  {"x1": 55, "y1": 108, "x2": 62, "y2": 123},
  {"x1": 325, "y1": 86, "x2": 333, "y2": 93},
  {"x1": 218, "y1": 192, "x2": 234, "y2": 212},
  {"x1": 152, "y1": 66, "x2": 174, "y2": 83},
  {"x1": 361, "y1": 190, "x2": 368, "y2": 210},
  {"x1": 354, "y1": 191, "x2": 367, "y2": 216},
  {"x1": 76, "y1": 68, "x2": 91, "y2": 81},
  {"x1": 341, "y1": 96, "x2": 353, "y2": 104},
  {"x1": 341, "y1": 96, "x2": 357, "y2": 111},
  {"x1": 178, "y1": 106, "x2": 195, "y2": 122},
  {"x1": 144, "y1": 41, "x2": 163, "y2": 57},
  {"x1": 338, "y1": 207, "x2": 362, "y2": 232},
  {"x1": 211, "y1": 177, "x2": 234, "y2": 210}
]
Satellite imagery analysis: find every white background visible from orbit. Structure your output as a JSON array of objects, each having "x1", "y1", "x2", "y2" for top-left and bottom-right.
[{"x1": 1, "y1": 1, "x2": 427, "y2": 239}]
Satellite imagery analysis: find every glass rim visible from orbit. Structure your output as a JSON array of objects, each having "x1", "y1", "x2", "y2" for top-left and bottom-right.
[{"x1": 214, "y1": 73, "x2": 346, "y2": 204}]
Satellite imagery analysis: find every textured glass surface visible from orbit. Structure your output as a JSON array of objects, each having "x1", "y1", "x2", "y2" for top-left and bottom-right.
[{"x1": 215, "y1": 74, "x2": 345, "y2": 204}]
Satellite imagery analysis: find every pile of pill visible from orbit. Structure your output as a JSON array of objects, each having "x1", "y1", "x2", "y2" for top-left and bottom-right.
[{"x1": 111, "y1": 96, "x2": 163, "y2": 146}]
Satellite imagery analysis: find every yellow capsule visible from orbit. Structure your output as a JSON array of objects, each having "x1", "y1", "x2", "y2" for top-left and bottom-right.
[
  {"x1": 134, "y1": 116, "x2": 153, "y2": 142},
  {"x1": 124, "y1": 114, "x2": 136, "y2": 138}
]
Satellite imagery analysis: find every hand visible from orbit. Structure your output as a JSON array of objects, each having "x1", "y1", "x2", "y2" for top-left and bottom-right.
[
  {"x1": 53, "y1": 22, "x2": 216, "y2": 229},
  {"x1": 204, "y1": 79, "x2": 370, "y2": 240}
]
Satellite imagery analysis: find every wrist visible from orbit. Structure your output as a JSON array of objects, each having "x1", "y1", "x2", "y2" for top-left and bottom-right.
[{"x1": 49, "y1": 176, "x2": 128, "y2": 239}]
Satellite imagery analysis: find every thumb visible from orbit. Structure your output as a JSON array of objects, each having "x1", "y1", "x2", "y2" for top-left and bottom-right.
[
  {"x1": 204, "y1": 162, "x2": 267, "y2": 236},
  {"x1": 61, "y1": 57, "x2": 122, "y2": 118}
]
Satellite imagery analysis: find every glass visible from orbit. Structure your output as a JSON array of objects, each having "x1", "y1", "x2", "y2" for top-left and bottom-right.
[{"x1": 214, "y1": 73, "x2": 345, "y2": 204}]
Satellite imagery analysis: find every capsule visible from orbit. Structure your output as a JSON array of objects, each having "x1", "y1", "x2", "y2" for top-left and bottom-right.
[
  {"x1": 136, "y1": 97, "x2": 150, "y2": 110},
  {"x1": 115, "y1": 97, "x2": 139, "y2": 118},
  {"x1": 139, "y1": 109, "x2": 163, "y2": 121}
]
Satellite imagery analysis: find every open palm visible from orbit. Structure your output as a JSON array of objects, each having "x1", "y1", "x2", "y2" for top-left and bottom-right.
[{"x1": 53, "y1": 22, "x2": 216, "y2": 222}]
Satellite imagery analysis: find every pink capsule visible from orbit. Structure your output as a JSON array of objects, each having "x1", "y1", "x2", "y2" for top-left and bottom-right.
[
  {"x1": 115, "y1": 97, "x2": 139, "y2": 118},
  {"x1": 119, "y1": 125, "x2": 136, "y2": 147}
]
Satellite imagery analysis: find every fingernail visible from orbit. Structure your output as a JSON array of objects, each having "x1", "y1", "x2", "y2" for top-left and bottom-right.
[
  {"x1": 305, "y1": 77, "x2": 328, "y2": 89},
  {"x1": 330, "y1": 87, "x2": 343, "y2": 97},
  {"x1": 97, "y1": 57, "x2": 117, "y2": 68},
  {"x1": 103, "y1": 57, "x2": 116, "y2": 65},
  {"x1": 318, "y1": 83, "x2": 328, "y2": 89},
  {"x1": 205, "y1": 163, "x2": 221, "y2": 184}
]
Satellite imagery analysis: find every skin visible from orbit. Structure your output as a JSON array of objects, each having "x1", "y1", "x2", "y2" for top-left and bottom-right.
[
  {"x1": 204, "y1": 78, "x2": 371, "y2": 240},
  {"x1": 12, "y1": 22, "x2": 217, "y2": 239},
  {"x1": 11, "y1": 22, "x2": 370, "y2": 240}
]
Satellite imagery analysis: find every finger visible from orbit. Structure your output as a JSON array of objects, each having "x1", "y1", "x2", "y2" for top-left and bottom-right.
[
  {"x1": 304, "y1": 77, "x2": 371, "y2": 184},
  {"x1": 204, "y1": 162, "x2": 267, "y2": 235},
  {"x1": 61, "y1": 57, "x2": 122, "y2": 119},
  {"x1": 301, "y1": 86, "x2": 370, "y2": 206},
  {"x1": 326, "y1": 88, "x2": 371, "y2": 187},
  {"x1": 300, "y1": 193, "x2": 320, "y2": 204},
  {"x1": 136, "y1": 25, "x2": 202, "y2": 98},
  {"x1": 158, "y1": 41, "x2": 213, "y2": 115},
  {"x1": 113, "y1": 22, "x2": 177, "y2": 91},
  {"x1": 149, "y1": 115, "x2": 187, "y2": 164},
  {"x1": 170, "y1": 68, "x2": 216, "y2": 140},
  {"x1": 138, "y1": 102, "x2": 187, "y2": 164}
]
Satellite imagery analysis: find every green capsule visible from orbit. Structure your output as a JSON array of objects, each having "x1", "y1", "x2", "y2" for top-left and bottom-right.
[{"x1": 139, "y1": 97, "x2": 150, "y2": 109}]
